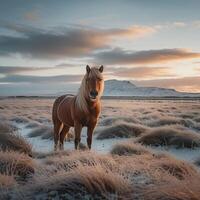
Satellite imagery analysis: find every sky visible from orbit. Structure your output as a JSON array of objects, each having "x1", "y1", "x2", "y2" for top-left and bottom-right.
[{"x1": 0, "y1": 0, "x2": 200, "y2": 95}]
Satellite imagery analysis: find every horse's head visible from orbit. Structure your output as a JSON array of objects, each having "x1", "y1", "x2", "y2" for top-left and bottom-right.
[{"x1": 85, "y1": 65, "x2": 104, "y2": 102}]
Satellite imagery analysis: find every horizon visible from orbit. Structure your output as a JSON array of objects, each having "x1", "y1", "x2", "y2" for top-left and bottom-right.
[
  {"x1": 1, "y1": 79, "x2": 200, "y2": 97},
  {"x1": 0, "y1": 0, "x2": 200, "y2": 95}
]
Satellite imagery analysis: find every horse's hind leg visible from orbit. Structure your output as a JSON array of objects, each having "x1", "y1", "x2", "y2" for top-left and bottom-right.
[
  {"x1": 53, "y1": 121, "x2": 62, "y2": 151},
  {"x1": 59, "y1": 125, "x2": 70, "y2": 150},
  {"x1": 52, "y1": 95, "x2": 67, "y2": 151}
]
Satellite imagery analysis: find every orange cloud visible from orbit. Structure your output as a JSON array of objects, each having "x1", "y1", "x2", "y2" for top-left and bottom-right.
[
  {"x1": 0, "y1": 24, "x2": 155, "y2": 59},
  {"x1": 94, "y1": 48, "x2": 200, "y2": 65},
  {"x1": 107, "y1": 66, "x2": 174, "y2": 79},
  {"x1": 107, "y1": 25, "x2": 156, "y2": 38},
  {"x1": 134, "y1": 76, "x2": 200, "y2": 92},
  {"x1": 194, "y1": 66, "x2": 200, "y2": 71}
]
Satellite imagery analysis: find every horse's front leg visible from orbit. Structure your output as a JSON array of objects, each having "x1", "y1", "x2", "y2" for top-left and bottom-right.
[
  {"x1": 87, "y1": 122, "x2": 97, "y2": 150},
  {"x1": 74, "y1": 122, "x2": 82, "y2": 150}
]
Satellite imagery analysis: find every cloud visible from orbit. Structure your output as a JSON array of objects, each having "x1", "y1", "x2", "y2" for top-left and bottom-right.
[
  {"x1": 0, "y1": 23, "x2": 155, "y2": 59},
  {"x1": 192, "y1": 20, "x2": 200, "y2": 28},
  {"x1": 172, "y1": 22, "x2": 186, "y2": 27},
  {"x1": 133, "y1": 76, "x2": 200, "y2": 92},
  {"x1": 154, "y1": 22, "x2": 187, "y2": 29},
  {"x1": 194, "y1": 66, "x2": 200, "y2": 71},
  {"x1": 106, "y1": 66, "x2": 174, "y2": 79},
  {"x1": 55, "y1": 63, "x2": 81, "y2": 68},
  {"x1": 0, "y1": 20, "x2": 42, "y2": 34},
  {"x1": 23, "y1": 10, "x2": 40, "y2": 22},
  {"x1": 0, "y1": 74, "x2": 83, "y2": 83},
  {"x1": 93, "y1": 48, "x2": 200, "y2": 65},
  {"x1": 107, "y1": 25, "x2": 155, "y2": 38},
  {"x1": 0, "y1": 66, "x2": 51, "y2": 75},
  {"x1": 0, "y1": 64, "x2": 79, "y2": 75}
]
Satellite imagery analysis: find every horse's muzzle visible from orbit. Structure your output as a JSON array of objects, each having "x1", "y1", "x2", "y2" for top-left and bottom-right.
[{"x1": 89, "y1": 90, "x2": 98, "y2": 100}]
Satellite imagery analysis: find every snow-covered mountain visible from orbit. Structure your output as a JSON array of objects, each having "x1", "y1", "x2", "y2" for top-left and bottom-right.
[{"x1": 104, "y1": 79, "x2": 200, "y2": 97}]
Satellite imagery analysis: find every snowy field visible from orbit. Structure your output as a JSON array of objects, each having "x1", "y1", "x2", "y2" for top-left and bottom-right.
[
  {"x1": 1, "y1": 97, "x2": 200, "y2": 161},
  {"x1": 0, "y1": 97, "x2": 200, "y2": 199}
]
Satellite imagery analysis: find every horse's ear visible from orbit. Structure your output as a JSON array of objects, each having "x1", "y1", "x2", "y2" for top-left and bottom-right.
[
  {"x1": 99, "y1": 65, "x2": 104, "y2": 73},
  {"x1": 86, "y1": 65, "x2": 90, "y2": 74}
]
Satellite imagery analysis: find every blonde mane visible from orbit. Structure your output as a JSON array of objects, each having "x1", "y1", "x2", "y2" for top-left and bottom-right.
[{"x1": 75, "y1": 67, "x2": 104, "y2": 114}]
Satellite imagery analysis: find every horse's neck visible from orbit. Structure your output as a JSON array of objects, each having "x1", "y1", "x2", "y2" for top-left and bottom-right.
[
  {"x1": 75, "y1": 92, "x2": 89, "y2": 115},
  {"x1": 88, "y1": 99, "x2": 100, "y2": 109}
]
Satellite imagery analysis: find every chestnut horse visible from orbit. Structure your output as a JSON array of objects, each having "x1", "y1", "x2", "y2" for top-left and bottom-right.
[{"x1": 52, "y1": 65, "x2": 104, "y2": 150}]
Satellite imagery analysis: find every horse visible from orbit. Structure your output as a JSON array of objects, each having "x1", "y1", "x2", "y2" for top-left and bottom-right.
[{"x1": 52, "y1": 65, "x2": 104, "y2": 151}]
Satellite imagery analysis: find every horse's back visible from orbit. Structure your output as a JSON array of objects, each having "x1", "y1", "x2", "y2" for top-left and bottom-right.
[
  {"x1": 52, "y1": 95, "x2": 66, "y2": 122},
  {"x1": 53, "y1": 94, "x2": 75, "y2": 127}
]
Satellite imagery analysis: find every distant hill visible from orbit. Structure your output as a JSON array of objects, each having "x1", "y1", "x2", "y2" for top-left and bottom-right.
[
  {"x1": 2, "y1": 79, "x2": 199, "y2": 98},
  {"x1": 104, "y1": 79, "x2": 200, "y2": 97}
]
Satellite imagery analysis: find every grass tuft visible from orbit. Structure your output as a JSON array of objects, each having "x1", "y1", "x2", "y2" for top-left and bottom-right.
[
  {"x1": 111, "y1": 141, "x2": 151, "y2": 156},
  {"x1": 97, "y1": 122, "x2": 146, "y2": 140},
  {"x1": 0, "y1": 131, "x2": 32, "y2": 155},
  {"x1": 20, "y1": 165, "x2": 132, "y2": 199},
  {"x1": 28, "y1": 125, "x2": 53, "y2": 140},
  {"x1": 137, "y1": 127, "x2": 200, "y2": 148},
  {"x1": 0, "y1": 121, "x2": 17, "y2": 133},
  {"x1": 0, "y1": 151, "x2": 35, "y2": 178}
]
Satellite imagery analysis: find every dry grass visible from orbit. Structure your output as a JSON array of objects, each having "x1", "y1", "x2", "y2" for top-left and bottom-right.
[
  {"x1": 19, "y1": 165, "x2": 133, "y2": 200},
  {"x1": 41, "y1": 128, "x2": 54, "y2": 140},
  {"x1": 28, "y1": 125, "x2": 53, "y2": 140},
  {"x1": 41, "y1": 127, "x2": 74, "y2": 141},
  {"x1": 0, "y1": 150, "x2": 199, "y2": 199},
  {"x1": 25, "y1": 121, "x2": 41, "y2": 128},
  {"x1": 137, "y1": 127, "x2": 200, "y2": 148},
  {"x1": 97, "y1": 122, "x2": 147, "y2": 140},
  {"x1": 33, "y1": 150, "x2": 72, "y2": 159},
  {"x1": 0, "y1": 151, "x2": 35, "y2": 178},
  {"x1": 0, "y1": 174, "x2": 17, "y2": 200},
  {"x1": 110, "y1": 141, "x2": 151, "y2": 156},
  {"x1": 145, "y1": 173, "x2": 200, "y2": 200},
  {"x1": 79, "y1": 142, "x2": 88, "y2": 150},
  {"x1": 147, "y1": 116, "x2": 200, "y2": 131},
  {"x1": 28, "y1": 125, "x2": 74, "y2": 141},
  {"x1": 194, "y1": 116, "x2": 200, "y2": 123},
  {"x1": 0, "y1": 121, "x2": 17, "y2": 133},
  {"x1": 99, "y1": 116, "x2": 140, "y2": 126},
  {"x1": 150, "y1": 154, "x2": 197, "y2": 180},
  {"x1": 0, "y1": 174, "x2": 16, "y2": 187},
  {"x1": 194, "y1": 157, "x2": 200, "y2": 167},
  {"x1": 114, "y1": 152, "x2": 197, "y2": 182},
  {"x1": 10, "y1": 116, "x2": 30, "y2": 124},
  {"x1": 44, "y1": 151, "x2": 117, "y2": 173},
  {"x1": 0, "y1": 98, "x2": 200, "y2": 199},
  {"x1": 0, "y1": 131, "x2": 32, "y2": 155}
]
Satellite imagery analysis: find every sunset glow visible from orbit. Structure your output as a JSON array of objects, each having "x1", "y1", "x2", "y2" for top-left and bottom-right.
[{"x1": 0, "y1": 0, "x2": 200, "y2": 95}]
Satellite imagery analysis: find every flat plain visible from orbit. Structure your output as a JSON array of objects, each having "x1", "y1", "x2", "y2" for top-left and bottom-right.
[{"x1": 0, "y1": 97, "x2": 200, "y2": 199}]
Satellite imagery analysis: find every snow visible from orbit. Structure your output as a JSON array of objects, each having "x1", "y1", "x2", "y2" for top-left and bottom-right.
[
  {"x1": 5, "y1": 98, "x2": 200, "y2": 165},
  {"x1": 151, "y1": 146, "x2": 200, "y2": 162},
  {"x1": 15, "y1": 123, "x2": 128, "y2": 154},
  {"x1": 104, "y1": 79, "x2": 200, "y2": 97},
  {"x1": 14, "y1": 122, "x2": 200, "y2": 164}
]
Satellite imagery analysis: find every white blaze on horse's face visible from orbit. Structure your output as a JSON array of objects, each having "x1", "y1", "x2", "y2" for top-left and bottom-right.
[{"x1": 86, "y1": 65, "x2": 104, "y2": 102}]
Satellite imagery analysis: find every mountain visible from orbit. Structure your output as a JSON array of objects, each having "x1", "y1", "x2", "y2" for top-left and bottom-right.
[{"x1": 104, "y1": 79, "x2": 200, "y2": 97}]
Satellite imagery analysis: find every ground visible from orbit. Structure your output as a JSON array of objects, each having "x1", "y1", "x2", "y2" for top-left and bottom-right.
[{"x1": 0, "y1": 97, "x2": 200, "y2": 199}]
